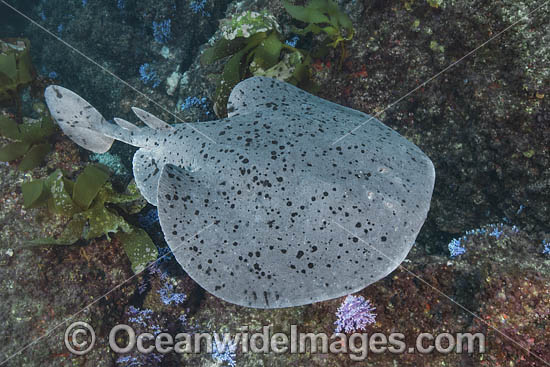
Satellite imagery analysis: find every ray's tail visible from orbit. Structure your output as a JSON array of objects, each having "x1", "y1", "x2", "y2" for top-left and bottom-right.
[{"x1": 45, "y1": 85, "x2": 173, "y2": 153}]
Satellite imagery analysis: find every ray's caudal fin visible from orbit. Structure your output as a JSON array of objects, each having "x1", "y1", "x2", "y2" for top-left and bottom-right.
[{"x1": 44, "y1": 85, "x2": 172, "y2": 152}]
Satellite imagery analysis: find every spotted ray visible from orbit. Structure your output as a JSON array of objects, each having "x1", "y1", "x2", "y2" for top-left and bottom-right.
[{"x1": 45, "y1": 76, "x2": 435, "y2": 308}]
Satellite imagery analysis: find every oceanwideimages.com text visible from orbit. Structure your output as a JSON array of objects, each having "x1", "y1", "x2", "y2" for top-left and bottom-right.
[{"x1": 65, "y1": 322, "x2": 486, "y2": 361}]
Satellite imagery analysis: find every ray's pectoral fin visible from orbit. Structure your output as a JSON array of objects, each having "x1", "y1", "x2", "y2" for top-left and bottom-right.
[
  {"x1": 227, "y1": 76, "x2": 317, "y2": 117},
  {"x1": 156, "y1": 164, "x2": 212, "y2": 277},
  {"x1": 155, "y1": 164, "x2": 296, "y2": 309},
  {"x1": 156, "y1": 164, "x2": 205, "y2": 235},
  {"x1": 156, "y1": 164, "x2": 253, "y2": 305},
  {"x1": 133, "y1": 148, "x2": 163, "y2": 206},
  {"x1": 227, "y1": 76, "x2": 370, "y2": 122}
]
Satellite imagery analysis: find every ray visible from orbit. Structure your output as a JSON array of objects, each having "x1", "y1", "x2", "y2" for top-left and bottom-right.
[{"x1": 45, "y1": 76, "x2": 435, "y2": 308}]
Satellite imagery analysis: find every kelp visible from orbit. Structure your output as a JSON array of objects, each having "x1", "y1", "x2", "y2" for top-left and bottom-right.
[
  {"x1": 0, "y1": 38, "x2": 34, "y2": 104},
  {"x1": 201, "y1": 11, "x2": 315, "y2": 117},
  {"x1": 0, "y1": 104, "x2": 57, "y2": 170},
  {"x1": 202, "y1": 1, "x2": 354, "y2": 117},
  {"x1": 22, "y1": 165, "x2": 158, "y2": 273},
  {"x1": 283, "y1": 0, "x2": 354, "y2": 50}
]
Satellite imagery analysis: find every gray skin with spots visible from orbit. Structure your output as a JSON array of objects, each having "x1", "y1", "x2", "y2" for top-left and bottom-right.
[{"x1": 45, "y1": 76, "x2": 435, "y2": 309}]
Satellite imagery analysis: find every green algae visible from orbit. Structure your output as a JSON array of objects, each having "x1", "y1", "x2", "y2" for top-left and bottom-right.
[
  {"x1": 0, "y1": 106, "x2": 57, "y2": 171},
  {"x1": 283, "y1": 0, "x2": 354, "y2": 49},
  {"x1": 202, "y1": 0, "x2": 355, "y2": 117},
  {"x1": 0, "y1": 38, "x2": 33, "y2": 104},
  {"x1": 21, "y1": 165, "x2": 157, "y2": 273},
  {"x1": 202, "y1": 10, "x2": 313, "y2": 117}
]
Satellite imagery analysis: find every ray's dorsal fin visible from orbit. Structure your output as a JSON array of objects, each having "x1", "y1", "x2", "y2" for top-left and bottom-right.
[
  {"x1": 45, "y1": 85, "x2": 114, "y2": 153},
  {"x1": 114, "y1": 117, "x2": 141, "y2": 132},
  {"x1": 132, "y1": 107, "x2": 175, "y2": 131}
]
